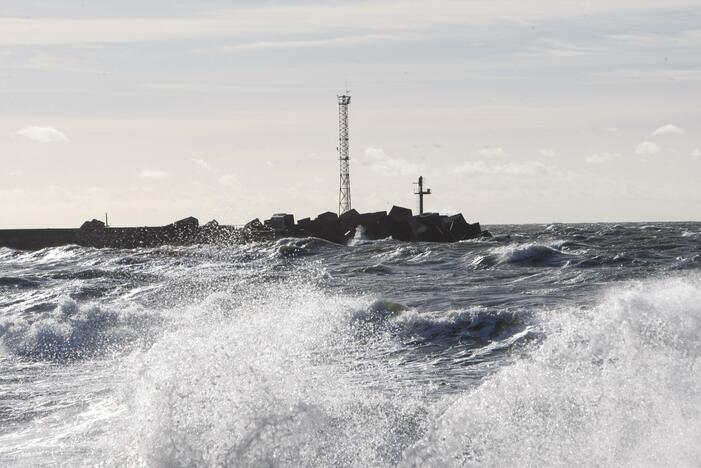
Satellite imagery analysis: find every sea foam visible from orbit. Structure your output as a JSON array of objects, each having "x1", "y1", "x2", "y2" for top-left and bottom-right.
[
  {"x1": 0, "y1": 297, "x2": 163, "y2": 360},
  {"x1": 402, "y1": 274, "x2": 701, "y2": 467},
  {"x1": 122, "y1": 282, "x2": 430, "y2": 467}
]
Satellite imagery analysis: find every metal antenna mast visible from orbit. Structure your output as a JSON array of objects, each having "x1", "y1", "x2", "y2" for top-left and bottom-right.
[
  {"x1": 414, "y1": 176, "x2": 431, "y2": 214},
  {"x1": 337, "y1": 93, "x2": 352, "y2": 214}
]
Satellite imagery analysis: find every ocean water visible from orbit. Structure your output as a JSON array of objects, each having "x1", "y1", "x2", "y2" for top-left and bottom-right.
[{"x1": 1, "y1": 222, "x2": 700, "y2": 467}]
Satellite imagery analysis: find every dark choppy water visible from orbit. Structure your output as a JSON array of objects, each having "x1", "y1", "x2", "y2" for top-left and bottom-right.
[{"x1": 1, "y1": 222, "x2": 701, "y2": 466}]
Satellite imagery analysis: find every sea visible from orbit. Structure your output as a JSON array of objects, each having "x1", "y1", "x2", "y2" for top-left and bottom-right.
[{"x1": 1, "y1": 222, "x2": 700, "y2": 467}]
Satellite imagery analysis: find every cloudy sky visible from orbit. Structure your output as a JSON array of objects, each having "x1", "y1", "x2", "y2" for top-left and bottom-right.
[{"x1": 1, "y1": 0, "x2": 700, "y2": 227}]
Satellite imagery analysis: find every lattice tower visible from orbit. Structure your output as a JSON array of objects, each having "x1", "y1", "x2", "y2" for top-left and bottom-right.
[{"x1": 337, "y1": 94, "x2": 352, "y2": 214}]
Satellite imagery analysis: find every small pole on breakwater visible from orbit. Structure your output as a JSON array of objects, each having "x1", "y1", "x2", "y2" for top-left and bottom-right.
[
  {"x1": 105, "y1": 213, "x2": 109, "y2": 228},
  {"x1": 414, "y1": 176, "x2": 431, "y2": 215}
]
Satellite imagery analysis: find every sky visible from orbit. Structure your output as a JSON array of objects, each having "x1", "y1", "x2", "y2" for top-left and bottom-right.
[{"x1": 1, "y1": 0, "x2": 700, "y2": 228}]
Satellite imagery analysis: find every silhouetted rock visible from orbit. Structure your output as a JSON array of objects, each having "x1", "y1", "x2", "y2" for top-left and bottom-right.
[
  {"x1": 265, "y1": 213, "x2": 295, "y2": 230},
  {"x1": 357, "y1": 211, "x2": 389, "y2": 239},
  {"x1": 160, "y1": 217, "x2": 199, "y2": 243},
  {"x1": 244, "y1": 218, "x2": 266, "y2": 231},
  {"x1": 411, "y1": 213, "x2": 447, "y2": 242},
  {"x1": 80, "y1": 219, "x2": 105, "y2": 230},
  {"x1": 389, "y1": 206, "x2": 412, "y2": 221},
  {"x1": 467, "y1": 222, "x2": 482, "y2": 240},
  {"x1": 172, "y1": 217, "x2": 199, "y2": 230},
  {"x1": 339, "y1": 209, "x2": 360, "y2": 233},
  {"x1": 315, "y1": 211, "x2": 338, "y2": 222},
  {"x1": 204, "y1": 220, "x2": 219, "y2": 228},
  {"x1": 339, "y1": 209, "x2": 359, "y2": 221},
  {"x1": 481, "y1": 230, "x2": 493, "y2": 238},
  {"x1": 387, "y1": 206, "x2": 413, "y2": 241},
  {"x1": 441, "y1": 214, "x2": 470, "y2": 241},
  {"x1": 199, "y1": 219, "x2": 231, "y2": 243},
  {"x1": 299, "y1": 211, "x2": 344, "y2": 242}
]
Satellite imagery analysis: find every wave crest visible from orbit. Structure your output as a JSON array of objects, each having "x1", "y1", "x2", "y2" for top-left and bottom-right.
[
  {"x1": 403, "y1": 274, "x2": 701, "y2": 467},
  {"x1": 0, "y1": 297, "x2": 163, "y2": 360},
  {"x1": 471, "y1": 242, "x2": 571, "y2": 268}
]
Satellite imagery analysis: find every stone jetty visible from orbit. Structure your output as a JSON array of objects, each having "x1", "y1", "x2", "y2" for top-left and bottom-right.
[{"x1": 0, "y1": 206, "x2": 489, "y2": 251}]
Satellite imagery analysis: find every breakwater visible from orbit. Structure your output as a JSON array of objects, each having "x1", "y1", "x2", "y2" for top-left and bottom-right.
[{"x1": 0, "y1": 206, "x2": 488, "y2": 251}]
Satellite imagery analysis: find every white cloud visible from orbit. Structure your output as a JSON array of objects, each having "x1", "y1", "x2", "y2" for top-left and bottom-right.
[
  {"x1": 6, "y1": 169, "x2": 25, "y2": 176},
  {"x1": 364, "y1": 147, "x2": 388, "y2": 159},
  {"x1": 1, "y1": 2, "x2": 695, "y2": 47},
  {"x1": 635, "y1": 141, "x2": 660, "y2": 155},
  {"x1": 691, "y1": 148, "x2": 701, "y2": 157},
  {"x1": 358, "y1": 147, "x2": 423, "y2": 176},
  {"x1": 523, "y1": 38, "x2": 607, "y2": 58},
  {"x1": 457, "y1": 160, "x2": 558, "y2": 176},
  {"x1": 141, "y1": 82, "x2": 281, "y2": 94},
  {"x1": 610, "y1": 30, "x2": 701, "y2": 50},
  {"x1": 207, "y1": 34, "x2": 397, "y2": 53},
  {"x1": 139, "y1": 169, "x2": 169, "y2": 180},
  {"x1": 604, "y1": 127, "x2": 620, "y2": 133},
  {"x1": 8, "y1": 53, "x2": 103, "y2": 74},
  {"x1": 265, "y1": 160, "x2": 275, "y2": 168},
  {"x1": 585, "y1": 151, "x2": 621, "y2": 164},
  {"x1": 218, "y1": 173, "x2": 239, "y2": 187},
  {"x1": 653, "y1": 124, "x2": 684, "y2": 135},
  {"x1": 15, "y1": 126, "x2": 69, "y2": 143},
  {"x1": 474, "y1": 146, "x2": 507, "y2": 158},
  {"x1": 590, "y1": 68, "x2": 701, "y2": 84},
  {"x1": 540, "y1": 148, "x2": 557, "y2": 158},
  {"x1": 191, "y1": 158, "x2": 212, "y2": 170}
]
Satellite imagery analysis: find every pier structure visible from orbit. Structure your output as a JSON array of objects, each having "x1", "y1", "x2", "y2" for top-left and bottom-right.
[
  {"x1": 337, "y1": 93, "x2": 352, "y2": 215},
  {"x1": 414, "y1": 176, "x2": 431, "y2": 215}
]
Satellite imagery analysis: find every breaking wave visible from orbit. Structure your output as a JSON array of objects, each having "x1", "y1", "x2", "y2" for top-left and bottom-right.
[
  {"x1": 0, "y1": 297, "x2": 164, "y2": 360},
  {"x1": 351, "y1": 300, "x2": 529, "y2": 345},
  {"x1": 470, "y1": 242, "x2": 574, "y2": 268},
  {"x1": 122, "y1": 284, "x2": 430, "y2": 467},
  {"x1": 403, "y1": 274, "x2": 701, "y2": 467}
]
